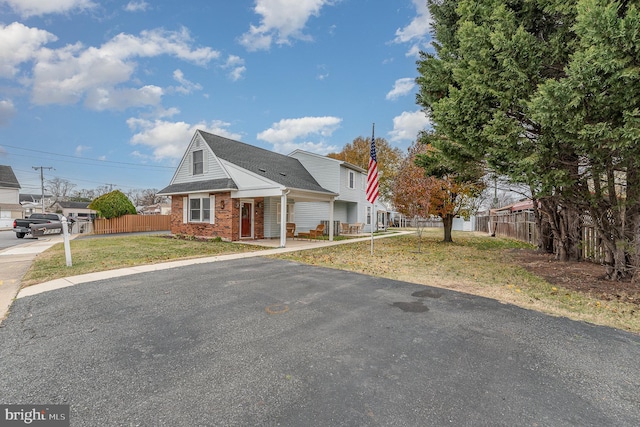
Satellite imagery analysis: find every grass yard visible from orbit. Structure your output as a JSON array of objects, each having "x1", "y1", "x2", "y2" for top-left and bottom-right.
[
  {"x1": 272, "y1": 229, "x2": 639, "y2": 333},
  {"x1": 20, "y1": 235, "x2": 265, "y2": 287},
  {"x1": 20, "y1": 229, "x2": 639, "y2": 333}
]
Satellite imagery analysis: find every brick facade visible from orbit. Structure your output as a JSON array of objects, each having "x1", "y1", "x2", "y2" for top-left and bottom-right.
[{"x1": 170, "y1": 193, "x2": 264, "y2": 241}]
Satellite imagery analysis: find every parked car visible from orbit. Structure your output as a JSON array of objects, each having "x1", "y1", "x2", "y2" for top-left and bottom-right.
[{"x1": 12, "y1": 213, "x2": 73, "y2": 239}]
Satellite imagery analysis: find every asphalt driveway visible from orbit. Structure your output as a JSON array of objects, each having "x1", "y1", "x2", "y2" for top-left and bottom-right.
[{"x1": 1, "y1": 258, "x2": 639, "y2": 426}]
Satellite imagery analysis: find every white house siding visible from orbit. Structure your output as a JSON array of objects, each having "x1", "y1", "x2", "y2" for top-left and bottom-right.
[
  {"x1": 172, "y1": 133, "x2": 229, "y2": 184},
  {"x1": 337, "y1": 168, "x2": 365, "y2": 203},
  {"x1": 0, "y1": 187, "x2": 19, "y2": 204},
  {"x1": 292, "y1": 201, "x2": 322, "y2": 232},
  {"x1": 289, "y1": 151, "x2": 341, "y2": 193},
  {"x1": 293, "y1": 200, "x2": 350, "y2": 233},
  {"x1": 264, "y1": 197, "x2": 296, "y2": 238},
  {"x1": 0, "y1": 187, "x2": 21, "y2": 228},
  {"x1": 289, "y1": 150, "x2": 371, "y2": 231}
]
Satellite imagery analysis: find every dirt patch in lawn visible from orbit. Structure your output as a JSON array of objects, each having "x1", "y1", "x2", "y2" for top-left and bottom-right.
[{"x1": 509, "y1": 249, "x2": 640, "y2": 306}]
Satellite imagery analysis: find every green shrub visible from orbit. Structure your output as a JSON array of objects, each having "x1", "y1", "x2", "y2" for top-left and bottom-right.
[{"x1": 89, "y1": 190, "x2": 137, "y2": 219}]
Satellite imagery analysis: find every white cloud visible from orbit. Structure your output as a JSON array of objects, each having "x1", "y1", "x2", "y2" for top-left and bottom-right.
[
  {"x1": 257, "y1": 116, "x2": 341, "y2": 154},
  {"x1": 85, "y1": 85, "x2": 164, "y2": 110},
  {"x1": 388, "y1": 110, "x2": 430, "y2": 142},
  {"x1": 272, "y1": 140, "x2": 339, "y2": 155},
  {"x1": 124, "y1": 1, "x2": 149, "y2": 12},
  {"x1": 229, "y1": 66, "x2": 246, "y2": 81},
  {"x1": 386, "y1": 77, "x2": 416, "y2": 100},
  {"x1": 30, "y1": 27, "x2": 219, "y2": 109},
  {"x1": 75, "y1": 145, "x2": 91, "y2": 156},
  {"x1": 393, "y1": 0, "x2": 432, "y2": 57},
  {"x1": 127, "y1": 118, "x2": 242, "y2": 160},
  {"x1": 0, "y1": 99, "x2": 17, "y2": 126},
  {"x1": 0, "y1": 0, "x2": 96, "y2": 17},
  {"x1": 239, "y1": 0, "x2": 333, "y2": 51},
  {"x1": 0, "y1": 22, "x2": 57, "y2": 78},
  {"x1": 222, "y1": 55, "x2": 246, "y2": 81},
  {"x1": 171, "y1": 69, "x2": 202, "y2": 94}
]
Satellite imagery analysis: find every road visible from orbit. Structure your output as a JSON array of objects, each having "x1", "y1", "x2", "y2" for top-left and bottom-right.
[
  {"x1": 1, "y1": 257, "x2": 639, "y2": 426},
  {"x1": 0, "y1": 229, "x2": 35, "y2": 250}
]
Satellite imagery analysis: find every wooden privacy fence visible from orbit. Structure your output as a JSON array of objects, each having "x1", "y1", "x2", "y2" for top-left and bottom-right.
[
  {"x1": 476, "y1": 212, "x2": 607, "y2": 263},
  {"x1": 475, "y1": 212, "x2": 538, "y2": 244},
  {"x1": 92, "y1": 214, "x2": 170, "y2": 234},
  {"x1": 494, "y1": 211, "x2": 538, "y2": 245}
]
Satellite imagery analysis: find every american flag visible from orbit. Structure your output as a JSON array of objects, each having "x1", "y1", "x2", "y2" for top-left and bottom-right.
[{"x1": 366, "y1": 128, "x2": 379, "y2": 204}]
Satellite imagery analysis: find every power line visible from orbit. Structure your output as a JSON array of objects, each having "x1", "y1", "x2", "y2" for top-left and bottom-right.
[{"x1": 1, "y1": 144, "x2": 174, "y2": 170}]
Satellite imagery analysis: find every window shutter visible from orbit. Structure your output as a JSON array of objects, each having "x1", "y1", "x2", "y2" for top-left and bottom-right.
[
  {"x1": 203, "y1": 150, "x2": 209, "y2": 174},
  {"x1": 209, "y1": 195, "x2": 215, "y2": 224},
  {"x1": 183, "y1": 197, "x2": 188, "y2": 223},
  {"x1": 188, "y1": 152, "x2": 193, "y2": 175}
]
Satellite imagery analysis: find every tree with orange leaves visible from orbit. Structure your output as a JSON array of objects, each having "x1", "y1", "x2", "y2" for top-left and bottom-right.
[
  {"x1": 391, "y1": 141, "x2": 434, "y2": 251},
  {"x1": 415, "y1": 132, "x2": 485, "y2": 242},
  {"x1": 392, "y1": 141, "x2": 432, "y2": 220}
]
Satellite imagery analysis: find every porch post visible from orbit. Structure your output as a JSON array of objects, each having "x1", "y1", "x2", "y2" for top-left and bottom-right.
[
  {"x1": 279, "y1": 190, "x2": 288, "y2": 247},
  {"x1": 328, "y1": 197, "x2": 335, "y2": 241}
]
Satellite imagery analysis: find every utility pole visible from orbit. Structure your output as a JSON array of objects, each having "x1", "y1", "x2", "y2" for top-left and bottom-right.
[{"x1": 33, "y1": 166, "x2": 54, "y2": 213}]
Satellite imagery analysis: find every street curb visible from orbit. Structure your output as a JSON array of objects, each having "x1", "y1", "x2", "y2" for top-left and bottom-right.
[{"x1": 15, "y1": 231, "x2": 414, "y2": 300}]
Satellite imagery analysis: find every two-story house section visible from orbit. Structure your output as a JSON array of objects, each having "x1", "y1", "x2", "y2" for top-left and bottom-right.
[
  {"x1": 288, "y1": 150, "x2": 385, "y2": 233},
  {"x1": 158, "y1": 131, "x2": 337, "y2": 247},
  {"x1": 0, "y1": 165, "x2": 24, "y2": 228}
]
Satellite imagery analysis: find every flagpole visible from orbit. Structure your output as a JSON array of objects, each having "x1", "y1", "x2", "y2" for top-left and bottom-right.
[
  {"x1": 370, "y1": 123, "x2": 375, "y2": 256},
  {"x1": 370, "y1": 198, "x2": 375, "y2": 255}
]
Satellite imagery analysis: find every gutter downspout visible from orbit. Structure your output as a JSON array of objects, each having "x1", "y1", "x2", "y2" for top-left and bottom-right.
[
  {"x1": 279, "y1": 189, "x2": 290, "y2": 248},
  {"x1": 328, "y1": 197, "x2": 335, "y2": 241}
]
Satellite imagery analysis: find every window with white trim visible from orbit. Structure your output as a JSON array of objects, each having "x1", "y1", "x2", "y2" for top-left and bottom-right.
[
  {"x1": 193, "y1": 150, "x2": 204, "y2": 175},
  {"x1": 366, "y1": 206, "x2": 372, "y2": 225},
  {"x1": 348, "y1": 170, "x2": 355, "y2": 189},
  {"x1": 276, "y1": 203, "x2": 295, "y2": 224},
  {"x1": 188, "y1": 194, "x2": 214, "y2": 223}
]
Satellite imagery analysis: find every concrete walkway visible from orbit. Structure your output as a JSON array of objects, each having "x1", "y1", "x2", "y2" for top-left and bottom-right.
[{"x1": 1, "y1": 231, "x2": 410, "y2": 321}]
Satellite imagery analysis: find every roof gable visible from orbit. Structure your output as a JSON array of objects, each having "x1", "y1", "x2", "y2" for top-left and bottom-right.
[
  {"x1": 288, "y1": 149, "x2": 366, "y2": 173},
  {"x1": 0, "y1": 165, "x2": 20, "y2": 189},
  {"x1": 198, "y1": 130, "x2": 332, "y2": 194}
]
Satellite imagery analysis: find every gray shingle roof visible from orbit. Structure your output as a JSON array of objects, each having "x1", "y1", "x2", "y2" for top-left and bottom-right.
[
  {"x1": 58, "y1": 201, "x2": 92, "y2": 209},
  {"x1": 158, "y1": 178, "x2": 237, "y2": 195},
  {"x1": 0, "y1": 165, "x2": 20, "y2": 189},
  {"x1": 198, "y1": 131, "x2": 333, "y2": 194}
]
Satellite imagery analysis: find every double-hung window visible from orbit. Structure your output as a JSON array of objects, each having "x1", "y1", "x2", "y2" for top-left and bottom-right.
[
  {"x1": 193, "y1": 150, "x2": 204, "y2": 175},
  {"x1": 276, "y1": 203, "x2": 295, "y2": 224},
  {"x1": 348, "y1": 170, "x2": 355, "y2": 189},
  {"x1": 186, "y1": 194, "x2": 214, "y2": 223}
]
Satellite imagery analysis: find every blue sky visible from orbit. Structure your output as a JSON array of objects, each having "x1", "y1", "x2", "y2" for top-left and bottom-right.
[{"x1": 0, "y1": 0, "x2": 433, "y2": 195}]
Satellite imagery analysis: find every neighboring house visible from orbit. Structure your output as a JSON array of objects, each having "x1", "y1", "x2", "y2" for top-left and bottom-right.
[
  {"x1": 50, "y1": 201, "x2": 97, "y2": 220},
  {"x1": 158, "y1": 130, "x2": 338, "y2": 247},
  {"x1": 288, "y1": 150, "x2": 388, "y2": 232},
  {"x1": 140, "y1": 203, "x2": 172, "y2": 215},
  {"x1": 19, "y1": 193, "x2": 54, "y2": 215},
  {"x1": 0, "y1": 165, "x2": 24, "y2": 228}
]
